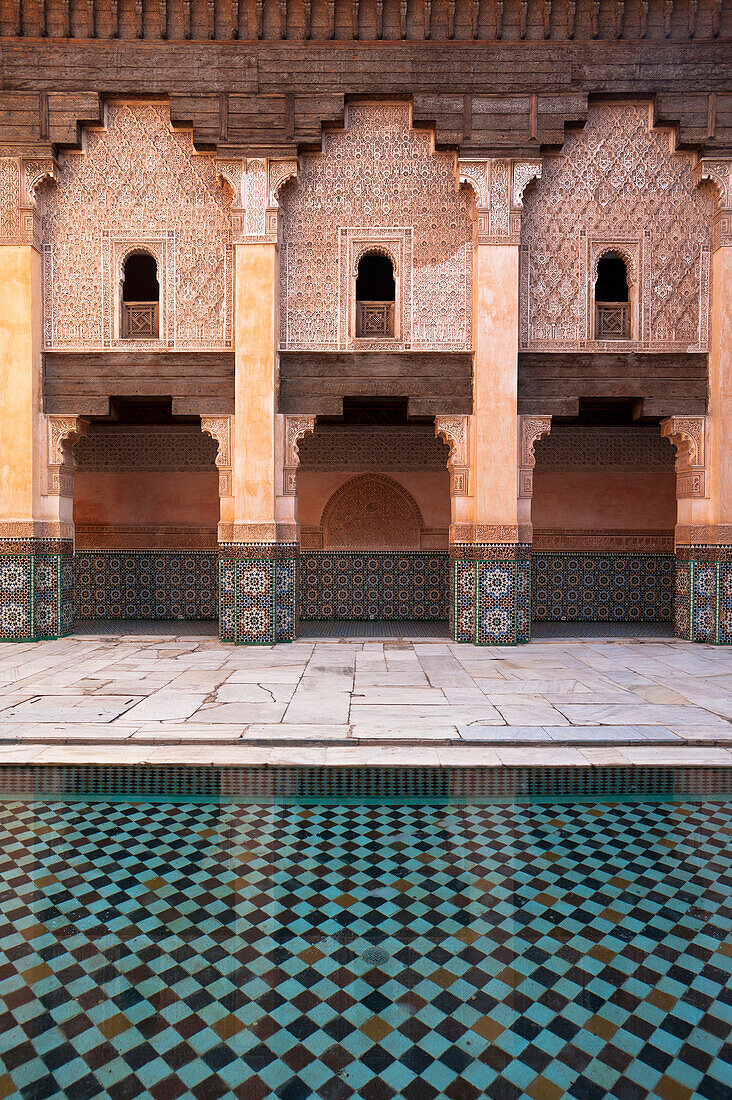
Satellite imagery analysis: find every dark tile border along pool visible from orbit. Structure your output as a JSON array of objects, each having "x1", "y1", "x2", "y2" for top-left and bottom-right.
[{"x1": 1, "y1": 766, "x2": 730, "y2": 1100}]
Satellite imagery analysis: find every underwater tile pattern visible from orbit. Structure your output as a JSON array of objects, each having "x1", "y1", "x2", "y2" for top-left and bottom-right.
[
  {"x1": 531, "y1": 553, "x2": 674, "y2": 624},
  {"x1": 299, "y1": 552, "x2": 448, "y2": 621},
  {"x1": 74, "y1": 550, "x2": 218, "y2": 622},
  {"x1": 0, "y1": 783, "x2": 730, "y2": 1100}
]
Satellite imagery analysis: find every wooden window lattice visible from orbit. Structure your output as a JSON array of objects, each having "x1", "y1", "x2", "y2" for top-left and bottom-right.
[
  {"x1": 356, "y1": 301, "x2": 395, "y2": 338},
  {"x1": 122, "y1": 302, "x2": 159, "y2": 339},
  {"x1": 595, "y1": 302, "x2": 630, "y2": 340}
]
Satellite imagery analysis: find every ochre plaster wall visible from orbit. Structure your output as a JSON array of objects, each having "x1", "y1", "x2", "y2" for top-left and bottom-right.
[
  {"x1": 473, "y1": 243, "x2": 518, "y2": 530},
  {"x1": 0, "y1": 246, "x2": 39, "y2": 520},
  {"x1": 532, "y1": 470, "x2": 677, "y2": 530},
  {"x1": 74, "y1": 471, "x2": 219, "y2": 529},
  {"x1": 298, "y1": 471, "x2": 451, "y2": 531},
  {"x1": 233, "y1": 243, "x2": 277, "y2": 532}
]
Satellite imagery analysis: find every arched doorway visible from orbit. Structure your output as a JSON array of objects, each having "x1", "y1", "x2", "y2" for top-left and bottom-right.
[
  {"x1": 296, "y1": 402, "x2": 451, "y2": 636},
  {"x1": 531, "y1": 406, "x2": 677, "y2": 638},
  {"x1": 72, "y1": 399, "x2": 220, "y2": 633}
]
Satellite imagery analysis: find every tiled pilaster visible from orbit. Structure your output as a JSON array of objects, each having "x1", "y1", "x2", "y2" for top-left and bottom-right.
[
  {"x1": 675, "y1": 547, "x2": 732, "y2": 644},
  {"x1": 219, "y1": 543, "x2": 298, "y2": 645},
  {"x1": 451, "y1": 543, "x2": 531, "y2": 645},
  {"x1": 0, "y1": 539, "x2": 74, "y2": 641}
]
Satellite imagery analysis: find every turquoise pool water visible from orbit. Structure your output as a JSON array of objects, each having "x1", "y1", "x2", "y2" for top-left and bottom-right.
[{"x1": 0, "y1": 767, "x2": 730, "y2": 1100}]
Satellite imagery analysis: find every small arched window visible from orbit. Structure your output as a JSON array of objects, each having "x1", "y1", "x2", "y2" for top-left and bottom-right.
[
  {"x1": 355, "y1": 252, "x2": 396, "y2": 338},
  {"x1": 594, "y1": 252, "x2": 630, "y2": 340},
  {"x1": 121, "y1": 252, "x2": 159, "y2": 339}
]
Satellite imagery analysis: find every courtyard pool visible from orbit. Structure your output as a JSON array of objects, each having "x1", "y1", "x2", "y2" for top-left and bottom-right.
[{"x1": 0, "y1": 766, "x2": 730, "y2": 1100}]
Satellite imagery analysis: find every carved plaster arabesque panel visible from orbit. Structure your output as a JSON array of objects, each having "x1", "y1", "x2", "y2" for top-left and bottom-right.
[
  {"x1": 201, "y1": 415, "x2": 234, "y2": 498},
  {"x1": 41, "y1": 103, "x2": 233, "y2": 352},
  {"x1": 283, "y1": 414, "x2": 316, "y2": 494},
  {"x1": 435, "y1": 415, "x2": 469, "y2": 496},
  {"x1": 694, "y1": 158, "x2": 732, "y2": 251},
  {"x1": 518, "y1": 414, "x2": 552, "y2": 499},
  {"x1": 279, "y1": 103, "x2": 473, "y2": 353},
  {"x1": 660, "y1": 415, "x2": 707, "y2": 499},
  {"x1": 45, "y1": 414, "x2": 89, "y2": 497},
  {"x1": 0, "y1": 155, "x2": 59, "y2": 250},
  {"x1": 520, "y1": 103, "x2": 713, "y2": 352}
]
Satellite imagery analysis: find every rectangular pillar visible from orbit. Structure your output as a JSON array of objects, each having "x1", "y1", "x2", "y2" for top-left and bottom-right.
[
  {"x1": 0, "y1": 243, "x2": 73, "y2": 640},
  {"x1": 220, "y1": 238, "x2": 297, "y2": 644},
  {"x1": 672, "y1": 233, "x2": 732, "y2": 644},
  {"x1": 452, "y1": 235, "x2": 528, "y2": 644}
]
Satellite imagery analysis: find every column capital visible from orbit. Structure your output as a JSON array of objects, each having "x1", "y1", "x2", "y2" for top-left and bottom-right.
[
  {"x1": 458, "y1": 157, "x2": 542, "y2": 245},
  {"x1": 0, "y1": 154, "x2": 59, "y2": 250},
  {"x1": 283, "y1": 414, "x2": 316, "y2": 495},
  {"x1": 218, "y1": 156, "x2": 298, "y2": 244}
]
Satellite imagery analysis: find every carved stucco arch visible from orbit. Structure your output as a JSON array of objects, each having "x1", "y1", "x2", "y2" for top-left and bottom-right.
[
  {"x1": 320, "y1": 474, "x2": 424, "y2": 550},
  {"x1": 352, "y1": 243, "x2": 400, "y2": 279},
  {"x1": 592, "y1": 246, "x2": 637, "y2": 286},
  {"x1": 116, "y1": 243, "x2": 162, "y2": 285},
  {"x1": 201, "y1": 416, "x2": 234, "y2": 498},
  {"x1": 45, "y1": 414, "x2": 89, "y2": 497}
]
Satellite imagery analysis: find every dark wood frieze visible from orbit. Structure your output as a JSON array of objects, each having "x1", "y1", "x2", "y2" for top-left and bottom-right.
[
  {"x1": 1, "y1": 0, "x2": 730, "y2": 41},
  {"x1": 278, "y1": 351, "x2": 473, "y2": 416},
  {"x1": 518, "y1": 351, "x2": 708, "y2": 418},
  {"x1": 43, "y1": 351, "x2": 235, "y2": 416}
]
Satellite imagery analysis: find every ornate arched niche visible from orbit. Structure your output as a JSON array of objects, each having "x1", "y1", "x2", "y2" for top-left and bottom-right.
[{"x1": 321, "y1": 475, "x2": 423, "y2": 550}]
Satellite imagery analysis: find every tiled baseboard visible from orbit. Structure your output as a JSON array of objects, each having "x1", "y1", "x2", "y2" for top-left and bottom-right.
[
  {"x1": 532, "y1": 552, "x2": 674, "y2": 622},
  {"x1": 299, "y1": 551, "x2": 449, "y2": 620},
  {"x1": 74, "y1": 550, "x2": 218, "y2": 620}
]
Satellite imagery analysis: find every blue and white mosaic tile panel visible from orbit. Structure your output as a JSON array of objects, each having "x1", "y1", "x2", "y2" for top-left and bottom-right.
[
  {"x1": 531, "y1": 553, "x2": 674, "y2": 623},
  {"x1": 74, "y1": 550, "x2": 218, "y2": 621},
  {"x1": 300, "y1": 552, "x2": 448, "y2": 621}
]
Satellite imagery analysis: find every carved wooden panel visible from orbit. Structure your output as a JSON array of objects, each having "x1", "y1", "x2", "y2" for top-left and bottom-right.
[
  {"x1": 279, "y1": 103, "x2": 473, "y2": 352},
  {"x1": 41, "y1": 103, "x2": 233, "y2": 352},
  {"x1": 520, "y1": 103, "x2": 713, "y2": 353}
]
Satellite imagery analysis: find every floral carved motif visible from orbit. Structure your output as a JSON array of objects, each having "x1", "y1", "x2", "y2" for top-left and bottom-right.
[
  {"x1": 279, "y1": 103, "x2": 473, "y2": 352},
  {"x1": 45, "y1": 414, "x2": 89, "y2": 497},
  {"x1": 661, "y1": 415, "x2": 707, "y2": 499},
  {"x1": 520, "y1": 103, "x2": 714, "y2": 351},
  {"x1": 518, "y1": 415, "x2": 552, "y2": 499},
  {"x1": 41, "y1": 103, "x2": 233, "y2": 351},
  {"x1": 321, "y1": 474, "x2": 424, "y2": 550},
  {"x1": 435, "y1": 415, "x2": 469, "y2": 496},
  {"x1": 201, "y1": 416, "x2": 234, "y2": 498},
  {"x1": 694, "y1": 157, "x2": 732, "y2": 250},
  {"x1": 283, "y1": 414, "x2": 316, "y2": 494}
]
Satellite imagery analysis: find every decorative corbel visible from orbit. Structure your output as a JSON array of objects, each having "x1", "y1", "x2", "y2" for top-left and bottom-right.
[
  {"x1": 471, "y1": 0, "x2": 479, "y2": 38},
  {"x1": 435, "y1": 416, "x2": 470, "y2": 497},
  {"x1": 447, "y1": 0, "x2": 455, "y2": 37},
  {"x1": 567, "y1": 0, "x2": 576, "y2": 36},
  {"x1": 495, "y1": 0, "x2": 503, "y2": 37},
  {"x1": 375, "y1": 0, "x2": 383, "y2": 37},
  {"x1": 663, "y1": 0, "x2": 673, "y2": 36},
  {"x1": 519, "y1": 0, "x2": 527, "y2": 37},
  {"x1": 614, "y1": 0, "x2": 624, "y2": 37},
  {"x1": 543, "y1": 0, "x2": 551, "y2": 37},
  {"x1": 283, "y1": 415, "x2": 316, "y2": 495},
  {"x1": 424, "y1": 0, "x2": 431, "y2": 37},
  {"x1": 45, "y1": 415, "x2": 88, "y2": 497},
  {"x1": 518, "y1": 415, "x2": 552, "y2": 499},
  {"x1": 201, "y1": 416, "x2": 234, "y2": 498},
  {"x1": 661, "y1": 416, "x2": 707, "y2": 499}
]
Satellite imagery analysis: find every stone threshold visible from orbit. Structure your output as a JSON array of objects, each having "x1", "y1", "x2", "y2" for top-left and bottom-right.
[{"x1": 1, "y1": 742, "x2": 731, "y2": 767}]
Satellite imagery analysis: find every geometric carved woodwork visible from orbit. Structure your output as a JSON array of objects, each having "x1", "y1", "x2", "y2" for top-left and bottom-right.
[
  {"x1": 660, "y1": 414, "x2": 708, "y2": 499},
  {"x1": 520, "y1": 103, "x2": 714, "y2": 352}
]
